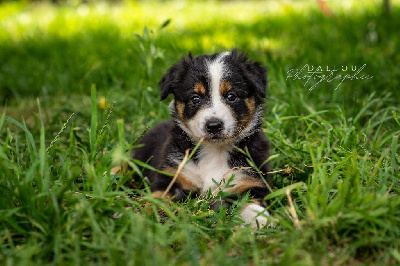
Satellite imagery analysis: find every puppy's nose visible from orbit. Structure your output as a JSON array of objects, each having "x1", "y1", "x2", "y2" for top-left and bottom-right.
[{"x1": 205, "y1": 119, "x2": 223, "y2": 134}]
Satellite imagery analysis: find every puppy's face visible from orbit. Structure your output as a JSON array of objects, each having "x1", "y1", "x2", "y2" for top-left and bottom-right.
[{"x1": 159, "y1": 50, "x2": 267, "y2": 143}]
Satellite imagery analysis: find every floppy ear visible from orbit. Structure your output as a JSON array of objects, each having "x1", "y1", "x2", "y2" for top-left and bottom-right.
[
  {"x1": 159, "y1": 64, "x2": 180, "y2": 101},
  {"x1": 230, "y1": 49, "x2": 267, "y2": 98},
  {"x1": 243, "y1": 61, "x2": 268, "y2": 98},
  {"x1": 159, "y1": 53, "x2": 193, "y2": 101}
]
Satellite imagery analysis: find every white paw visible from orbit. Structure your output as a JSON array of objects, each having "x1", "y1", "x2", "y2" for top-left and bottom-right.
[{"x1": 241, "y1": 204, "x2": 272, "y2": 229}]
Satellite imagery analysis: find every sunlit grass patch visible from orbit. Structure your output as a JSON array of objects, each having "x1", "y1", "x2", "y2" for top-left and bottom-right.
[{"x1": 1, "y1": 0, "x2": 394, "y2": 46}]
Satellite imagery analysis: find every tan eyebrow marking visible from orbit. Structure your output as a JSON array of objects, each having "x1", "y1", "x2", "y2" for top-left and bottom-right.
[
  {"x1": 194, "y1": 82, "x2": 206, "y2": 96},
  {"x1": 220, "y1": 81, "x2": 232, "y2": 95}
]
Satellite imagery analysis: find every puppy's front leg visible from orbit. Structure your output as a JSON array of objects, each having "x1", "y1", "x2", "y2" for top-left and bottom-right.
[{"x1": 241, "y1": 202, "x2": 270, "y2": 229}]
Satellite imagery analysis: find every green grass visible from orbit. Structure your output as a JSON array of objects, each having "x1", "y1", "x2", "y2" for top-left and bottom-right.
[{"x1": 1, "y1": 0, "x2": 400, "y2": 264}]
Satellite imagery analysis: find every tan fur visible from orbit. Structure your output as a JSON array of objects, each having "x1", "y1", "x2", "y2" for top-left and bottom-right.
[
  {"x1": 176, "y1": 101, "x2": 185, "y2": 122},
  {"x1": 228, "y1": 178, "x2": 265, "y2": 194},
  {"x1": 238, "y1": 97, "x2": 256, "y2": 128},
  {"x1": 110, "y1": 165, "x2": 122, "y2": 175},
  {"x1": 163, "y1": 167, "x2": 197, "y2": 191},
  {"x1": 194, "y1": 82, "x2": 206, "y2": 96},
  {"x1": 151, "y1": 190, "x2": 172, "y2": 199},
  {"x1": 241, "y1": 200, "x2": 262, "y2": 212},
  {"x1": 219, "y1": 81, "x2": 232, "y2": 95},
  {"x1": 245, "y1": 97, "x2": 256, "y2": 117}
]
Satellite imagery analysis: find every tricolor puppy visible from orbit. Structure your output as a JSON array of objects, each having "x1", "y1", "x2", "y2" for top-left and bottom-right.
[{"x1": 134, "y1": 50, "x2": 270, "y2": 229}]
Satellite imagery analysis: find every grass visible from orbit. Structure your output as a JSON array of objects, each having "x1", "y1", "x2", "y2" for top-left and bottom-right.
[{"x1": 0, "y1": 0, "x2": 400, "y2": 264}]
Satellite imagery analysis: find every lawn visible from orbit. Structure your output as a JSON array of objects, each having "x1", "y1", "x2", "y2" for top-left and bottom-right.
[{"x1": 0, "y1": 0, "x2": 400, "y2": 264}]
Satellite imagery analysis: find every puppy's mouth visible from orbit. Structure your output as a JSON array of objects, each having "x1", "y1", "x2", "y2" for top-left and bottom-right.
[
  {"x1": 205, "y1": 133, "x2": 225, "y2": 141},
  {"x1": 203, "y1": 132, "x2": 236, "y2": 144}
]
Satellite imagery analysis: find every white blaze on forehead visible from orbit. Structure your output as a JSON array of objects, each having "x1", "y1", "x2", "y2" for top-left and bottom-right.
[
  {"x1": 184, "y1": 52, "x2": 237, "y2": 140},
  {"x1": 207, "y1": 51, "x2": 230, "y2": 100},
  {"x1": 197, "y1": 52, "x2": 235, "y2": 134}
]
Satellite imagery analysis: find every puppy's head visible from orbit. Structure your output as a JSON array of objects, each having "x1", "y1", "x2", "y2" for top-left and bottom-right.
[{"x1": 159, "y1": 49, "x2": 267, "y2": 143}]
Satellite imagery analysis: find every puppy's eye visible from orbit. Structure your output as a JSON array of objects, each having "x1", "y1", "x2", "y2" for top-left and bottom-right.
[
  {"x1": 191, "y1": 95, "x2": 201, "y2": 104},
  {"x1": 226, "y1": 93, "x2": 237, "y2": 102}
]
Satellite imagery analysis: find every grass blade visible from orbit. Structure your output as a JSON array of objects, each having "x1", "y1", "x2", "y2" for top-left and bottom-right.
[
  {"x1": 5, "y1": 116, "x2": 37, "y2": 156},
  {"x1": 90, "y1": 84, "x2": 98, "y2": 160},
  {"x1": 391, "y1": 135, "x2": 398, "y2": 175},
  {"x1": 0, "y1": 108, "x2": 6, "y2": 133}
]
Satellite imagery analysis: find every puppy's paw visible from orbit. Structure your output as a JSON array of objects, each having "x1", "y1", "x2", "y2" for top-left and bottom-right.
[
  {"x1": 241, "y1": 204, "x2": 273, "y2": 229},
  {"x1": 110, "y1": 165, "x2": 123, "y2": 175}
]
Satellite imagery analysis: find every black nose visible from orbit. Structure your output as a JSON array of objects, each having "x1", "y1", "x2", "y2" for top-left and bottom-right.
[{"x1": 205, "y1": 119, "x2": 223, "y2": 134}]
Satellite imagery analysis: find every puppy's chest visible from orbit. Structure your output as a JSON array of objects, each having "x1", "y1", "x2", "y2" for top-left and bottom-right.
[{"x1": 180, "y1": 145, "x2": 245, "y2": 194}]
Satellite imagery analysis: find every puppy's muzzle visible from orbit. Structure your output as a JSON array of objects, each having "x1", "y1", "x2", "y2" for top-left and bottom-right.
[{"x1": 205, "y1": 118, "x2": 224, "y2": 135}]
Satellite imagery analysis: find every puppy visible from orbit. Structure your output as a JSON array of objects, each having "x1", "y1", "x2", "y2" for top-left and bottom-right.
[{"x1": 132, "y1": 49, "x2": 270, "y2": 228}]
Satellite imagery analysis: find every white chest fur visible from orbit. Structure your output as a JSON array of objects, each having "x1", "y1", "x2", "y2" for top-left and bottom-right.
[{"x1": 178, "y1": 143, "x2": 244, "y2": 195}]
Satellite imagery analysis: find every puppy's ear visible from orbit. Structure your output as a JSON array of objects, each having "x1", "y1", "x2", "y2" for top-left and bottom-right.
[
  {"x1": 159, "y1": 54, "x2": 192, "y2": 101},
  {"x1": 159, "y1": 64, "x2": 180, "y2": 101},
  {"x1": 243, "y1": 61, "x2": 268, "y2": 98},
  {"x1": 232, "y1": 49, "x2": 267, "y2": 98}
]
